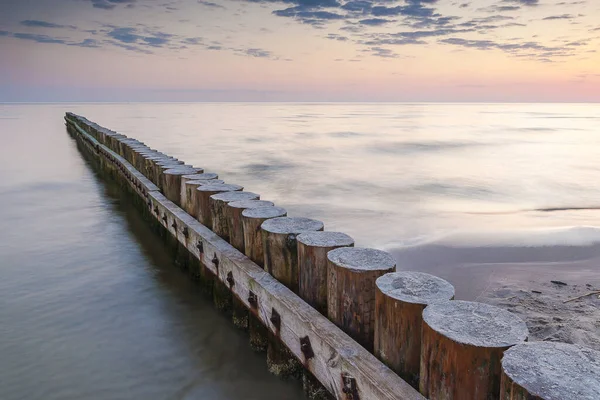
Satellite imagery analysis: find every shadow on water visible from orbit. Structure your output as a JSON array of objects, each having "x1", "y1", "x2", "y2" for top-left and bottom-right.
[{"x1": 76, "y1": 139, "x2": 305, "y2": 400}]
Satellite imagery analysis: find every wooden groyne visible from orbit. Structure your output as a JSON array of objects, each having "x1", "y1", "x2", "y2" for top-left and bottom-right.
[{"x1": 64, "y1": 113, "x2": 600, "y2": 400}]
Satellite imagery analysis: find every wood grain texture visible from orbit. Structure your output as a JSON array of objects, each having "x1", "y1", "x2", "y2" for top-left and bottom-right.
[
  {"x1": 241, "y1": 207, "x2": 287, "y2": 268},
  {"x1": 297, "y1": 232, "x2": 354, "y2": 315},
  {"x1": 327, "y1": 248, "x2": 396, "y2": 352},
  {"x1": 374, "y1": 272, "x2": 455, "y2": 389}
]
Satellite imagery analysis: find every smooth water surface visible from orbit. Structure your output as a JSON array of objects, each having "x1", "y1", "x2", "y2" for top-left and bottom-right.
[
  {"x1": 0, "y1": 105, "x2": 304, "y2": 400},
  {"x1": 1, "y1": 103, "x2": 600, "y2": 398}
]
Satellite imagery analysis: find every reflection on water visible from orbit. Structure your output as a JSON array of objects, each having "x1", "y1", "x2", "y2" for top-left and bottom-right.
[{"x1": 0, "y1": 106, "x2": 303, "y2": 400}]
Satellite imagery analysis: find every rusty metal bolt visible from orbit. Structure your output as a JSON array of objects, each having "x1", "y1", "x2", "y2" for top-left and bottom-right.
[
  {"x1": 196, "y1": 241, "x2": 204, "y2": 253},
  {"x1": 171, "y1": 221, "x2": 177, "y2": 230},
  {"x1": 154, "y1": 206, "x2": 159, "y2": 214},
  {"x1": 212, "y1": 254, "x2": 219, "y2": 269},
  {"x1": 182, "y1": 227, "x2": 189, "y2": 238},
  {"x1": 162, "y1": 214, "x2": 168, "y2": 223},
  {"x1": 270, "y1": 308, "x2": 281, "y2": 330},
  {"x1": 248, "y1": 291, "x2": 257, "y2": 307},
  {"x1": 226, "y1": 271, "x2": 234, "y2": 287},
  {"x1": 342, "y1": 374, "x2": 359, "y2": 400},
  {"x1": 300, "y1": 336, "x2": 314, "y2": 360}
]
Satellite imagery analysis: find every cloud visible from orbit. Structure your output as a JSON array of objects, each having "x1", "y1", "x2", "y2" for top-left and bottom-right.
[
  {"x1": 501, "y1": 0, "x2": 538, "y2": 5},
  {"x1": 326, "y1": 33, "x2": 349, "y2": 40},
  {"x1": 106, "y1": 27, "x2": 172, "y2": 47},
  {"x1": 244, "y1": 48, "x2": 272, "y2": 57},
  {"x1": 439, "y1": 37, "x2": 572, "y2": 60},
  {"x1": 369, "y1": 46, "x2": 399, "y2": 58},
  {"x1": 198, "y1": 0, "x2": 226, "y2": 9},
  {"x1": 11, "y1": 32, "x2": 67, "y2": 44},
  {"x1": 90, "y1": 0, "x2": 136, "y2": 10},
  {"x1": 359, "y1": 18, "x2": 393, "y2": 26},
  {"x1": 542, "y1": 14, "x2": 575, "y2": 20},
  {"x1": 20, "y1": 20, "x2": 76, "y2": 29}
]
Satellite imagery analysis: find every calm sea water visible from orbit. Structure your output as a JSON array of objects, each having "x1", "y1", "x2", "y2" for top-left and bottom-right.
[{"x1": 1, "y1": 103, "x2": 600, "y2": 398}]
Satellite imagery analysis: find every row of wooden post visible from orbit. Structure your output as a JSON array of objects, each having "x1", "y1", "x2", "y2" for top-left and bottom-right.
[{"x1": 68, "y1": 113, "x2": 600, "y2": 400}]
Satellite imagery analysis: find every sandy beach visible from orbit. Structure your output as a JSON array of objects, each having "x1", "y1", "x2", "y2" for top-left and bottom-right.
[{"x1": 391, "y1": 230, "x2": 600, "y2": 351}]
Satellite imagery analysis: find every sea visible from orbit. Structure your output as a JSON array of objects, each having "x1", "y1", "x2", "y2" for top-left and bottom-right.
[{"x1": 1, "y1": 102, "x2": 599, "y2": 399}]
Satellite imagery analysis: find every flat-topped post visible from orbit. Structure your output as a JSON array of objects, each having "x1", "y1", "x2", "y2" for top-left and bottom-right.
[
  {"x1": 162, "y1": 167, "x2": 204, "y2": 206},
  {"x1": 374, "y1": 271, "x2": 455, "y2": 388},
  {"x1": 327, "y1": 247, "x2": 396, "y2": 351},
  {"x1": 195, "y1": 183, "x2": 243, "y2": 227},
  {"x1": 180, "y1": 173, "x2": 218, "y2": 212},
  {"x1": 209, "y1": 191, "x2": 260, "y2": 242},
  {"x1": 241, "y1": 207, "x2": 287, "y2": 267},
  {"x1": 296, "y1": 231, "x2": 354, "y2": 315},
  {"x1": 227, "y1": 200, "x2": 274, "y2": 253},
  {"x1": 420, "y1": 300, "x2": 528, "y2": 400},
  {"x1": 261, "y1": 217, "x2": 324, "y2": 293},
  {"x1": 500, "y1": 342, "x2": 600, "y2": 400},
  {"x1": 185, "y1": 179, "x2": 224, "y2": 217}
]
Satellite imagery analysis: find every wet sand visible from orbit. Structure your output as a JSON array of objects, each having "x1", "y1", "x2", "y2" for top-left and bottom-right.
[{"x1": 391, "y1": 242, "x2": 600, "y2": 351}]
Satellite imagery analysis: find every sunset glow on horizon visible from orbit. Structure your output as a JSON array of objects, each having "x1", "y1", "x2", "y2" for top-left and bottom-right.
[{"x1": 1, "y1": 0, "x2": 599, "y2": 102}]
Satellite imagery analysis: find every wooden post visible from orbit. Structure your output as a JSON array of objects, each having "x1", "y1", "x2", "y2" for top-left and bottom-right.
[
  {"x1": 374, "y1": 271, "x2": 455, "y2": 388},
  {"x1": 226, "y1": 200, "x2": 274, "y2": 253},
  {"x1": 241, "y1": 206, "x2": 287, "y2": 267},
  {"x1": 209, "y1": 191, "x2": 260, "y2": 242},
  {"x1": 196, "y1": 183, "x2": 243, "y2": 227},
  {"x1": 327, "y1": 247, "x2": 396, "y2": 351},
  {"x1": 420, "y1": 300, "x2": 528, "y2": 400},
  {"x1": 153, "y1": 159, "x2": 183, "y2": 189},
  {"x1": 184, "y1": 179, "x2": 225, "y2": 217},
  {"x1": 162, "y1": 167, "x2": 203, "y2": 206},
  {"x1": 239, "y1": 206, "x2": 286, "y2": 354},
  {"x1": 296, "y1": 231, "x2": 354, "y2": 315},
  {"x1": 500, "y1": 342, "x2": 600, "y2": 400},
  {"x1": 261, "y1": 217, "x2": 324, "y2": 293},
  {"x1": 180, "y1": 172, "x2": 218, "y2": 212}
]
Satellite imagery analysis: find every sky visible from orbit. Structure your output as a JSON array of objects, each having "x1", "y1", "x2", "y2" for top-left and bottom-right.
[{"x1": 0, "y1": 0, "x2": 599, "y2": 102}]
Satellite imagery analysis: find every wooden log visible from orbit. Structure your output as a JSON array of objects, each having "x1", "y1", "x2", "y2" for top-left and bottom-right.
[
  {"x1": 241, "y1": 206, "x2": 287, "y2": 267},
  {"x1": 500, "y1": 342, "x2": 600, "y2": 400},
  {"x1": 227, "y1": 200, "x2": 274, "y2": 253},
  {"x1": 154, "y1": 162, "x2": 183, "y2": 190},
  {"x1": 180, "y1": 172, "x2": 218, "y2": 212},
  {"x1": 162, "y1": 167, "x2": 203, "y2": 206},
  {"x1": 374, "y1": 271, "x2": 455, "y2": 388},
  {"x1": 185, "y1": 179, "x2": 225, "y2": 217},
  {"x1": 209, "y1": 191, "x2": 260, "y2": 242},
  {"x1": 296, "y1": 232, "x2": 354, "y2": 315},
  {"x1": 327, "y1": 247, "x2": 396, "y2": 351},
  {"x1": 420, "y1": 300, "x2": 529, "y2": 400},
  {"x1": 261, "y1": 217, "x2": 324, "y2": 293},
  {"x1": 196, "y1": 183, "x2": 243, "y2": 227}
]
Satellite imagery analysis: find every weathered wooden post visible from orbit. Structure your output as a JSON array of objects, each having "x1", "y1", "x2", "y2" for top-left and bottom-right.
[
  {"x1": 260, "y1": 217, "x2": 324, "y2": 378},
  {"x1": 154, "y1": 159, "x2": 184, "y2": 189},
  {"x1": 420, "y1": 300, "x2": 528, "y2": 400},
  {"x1": 195, "y1": 183, "x2": 243, "y2": 227},
  {"x1": 374, "y1": 271, "x2": 455, "y2": 388},
  {"x1": 226, "y1": 200, "x2": 274, "y2": 253},
  {"x1": 184, "y1": 179, "x2": 225, "y2": 217},
  {"x1": 209, "y1": 191, "x2": 260, "y2": 242},
  {"x1": 241, "y1": 206, "x2": 287, "y2": 267},
  {"x1": 296, "y1": 232, "x2": 354, "y2": 315},
  {"x1": 180, "y1": 172, "x2": 218, "y2": 212},
  {"x1": 162, "y1": 167, "x2": 204, "y2": 206},
  {"x1": 238, "y1": 206, "x2": 287, "y2": 352},
  {"x1": 327, "y1": 247, "x2": 396, "y2": 351},
  {"x1": 500, "y1": 342, "x2": 600, "y2": 400},
  {"x1": 261, "y1": 217, "x2": 324, "y2": 293}
]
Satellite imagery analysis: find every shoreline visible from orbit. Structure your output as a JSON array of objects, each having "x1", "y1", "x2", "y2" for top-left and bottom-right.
[{"x1": 391, "y1": 241, "x2": 600, "y2": 351}]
